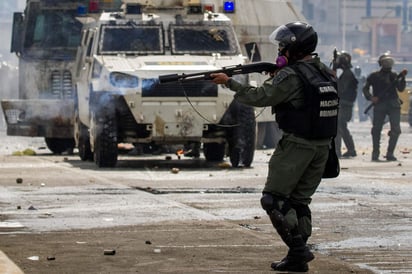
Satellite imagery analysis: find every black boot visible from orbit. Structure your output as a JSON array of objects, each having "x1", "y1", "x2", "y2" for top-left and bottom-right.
[
  {"x1": 386, "y1": 131, "x2": 399, "y2": 161},
  {"x1": 271, "y1": 260, "x2": 309, "y2": 272},
  {"x1": 271, "y1": 246, "x2": 314, "y2": 272},
  {"x1": 371, "y1": 132, "x2": 381, "y2": 161},
  {"x1": 271, "y1": 236, "x2": 314, "y2": 272}
]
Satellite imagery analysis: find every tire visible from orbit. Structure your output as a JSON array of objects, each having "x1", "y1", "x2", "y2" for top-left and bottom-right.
[
  {"x1": 91, "y1": 110, "x2": 118, "y2": 168},
  {"x1": 226, "y1": 101, "x2": 256, "y2": 167},
  {"x1": 74, "y1": 109, "x2": 93, "y2": 161},
  {"x1": 45, "y1": 138, "x2": 75, "y2": 154},
  {"x1": 203, "y1": 142, "x2": 225, "y2": 162}
]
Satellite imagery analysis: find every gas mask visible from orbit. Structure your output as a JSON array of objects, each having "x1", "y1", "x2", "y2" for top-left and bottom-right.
[{"x1": 275, "y1": 48, "x2": 288, "y2": 69}]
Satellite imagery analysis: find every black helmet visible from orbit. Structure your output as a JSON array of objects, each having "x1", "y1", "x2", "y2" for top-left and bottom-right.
[
  {"x1": 334, "y1": 51, "x2": 352, "y2": 69},
  {"x1": 378, "y1": 53, "x2": 394, "y2": 69},
  {"x1": 269, "y1": 22, "x2": 317, "y2": 60}
]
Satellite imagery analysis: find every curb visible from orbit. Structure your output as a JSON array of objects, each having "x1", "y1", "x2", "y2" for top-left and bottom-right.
[{"x1": 0, "y1": 251, "x2": 24, "y2": 274}]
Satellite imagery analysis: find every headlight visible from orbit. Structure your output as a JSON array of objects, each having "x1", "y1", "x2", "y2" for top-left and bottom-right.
[{"x1": 109, "y1": 72, "x2": 139, "y2": 88}]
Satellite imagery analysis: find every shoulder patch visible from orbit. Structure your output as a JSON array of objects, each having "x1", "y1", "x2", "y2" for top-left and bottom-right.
[{"x1": 272, "y1": 70, "x2": 289, "y2": 85}]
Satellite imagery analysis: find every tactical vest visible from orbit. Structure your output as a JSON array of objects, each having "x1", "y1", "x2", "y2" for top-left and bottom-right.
[{"x1": 275, "y1": 63, "x2": 338, "y2": 139}]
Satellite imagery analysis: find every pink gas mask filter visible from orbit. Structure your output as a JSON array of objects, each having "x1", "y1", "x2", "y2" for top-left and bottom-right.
[{"x1": 276, "y1": 55, "x2": 288, "y2": 68}]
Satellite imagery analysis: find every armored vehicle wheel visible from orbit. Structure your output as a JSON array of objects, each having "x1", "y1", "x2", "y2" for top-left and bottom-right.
[
  {"x1": 45, "y1": 138, "x2": 75, "y2": 155},
  {"x1": 90, "y1": 111, "x2": 118, "y2": 168},
  {"x1": 74, "y1": 109, "x2": 93, "y2": 161},
  {"x1": 203, "y1": 142, "x2": 225, "y2": 162},
  {"x1": 226, "y1": 102, "x2": 256, "y2": 167},
  {"x1": 78, "y1": 128, "x2": 93, "y2": 161}
]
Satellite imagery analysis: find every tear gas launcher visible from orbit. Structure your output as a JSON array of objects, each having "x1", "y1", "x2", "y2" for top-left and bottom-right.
[{"x1": 158, "y1": 62, "x2": 278, "y2": 83}]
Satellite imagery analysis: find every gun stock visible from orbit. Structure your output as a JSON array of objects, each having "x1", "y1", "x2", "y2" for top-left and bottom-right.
[{"x1": 158, "y1": 62, "x2": 278, "y2": 84}]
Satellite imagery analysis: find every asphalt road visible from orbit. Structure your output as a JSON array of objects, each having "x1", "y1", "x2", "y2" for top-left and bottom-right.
[{"x1": 0, "y1": 120, "x2": 412, "y2": 273}]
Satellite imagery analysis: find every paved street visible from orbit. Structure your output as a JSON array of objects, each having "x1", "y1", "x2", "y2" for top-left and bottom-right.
[{"x1": 0, "y1": 120, "x2": 412, "y2": 273}]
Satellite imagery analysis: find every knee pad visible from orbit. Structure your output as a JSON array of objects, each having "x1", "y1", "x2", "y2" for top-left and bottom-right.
[
  {"x1": 261, "y1": 193, "x2": 295, "y2": 245},
  {"x1": 260, "y1": 193, "x2": 275, "y2": 213},
  {"x1": 260, "y1": 192, "x2": 291, "y2": 215},
  {"x1": 388, "y1": 129, "x2": 401, "y2": 137},
  {"x1": 291, "y1": 202, "x2": 312, "y2": 242}
]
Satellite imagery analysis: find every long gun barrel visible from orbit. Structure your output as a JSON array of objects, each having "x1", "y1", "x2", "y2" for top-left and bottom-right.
[{"x1": 158, "y1": 62, "x2": 278, "y2": 84}]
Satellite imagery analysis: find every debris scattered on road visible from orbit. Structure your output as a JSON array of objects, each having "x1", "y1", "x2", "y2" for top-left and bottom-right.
[
  {"x1": 239, "y1": 223, "x2": 261, "y2": 231},
  {"x1": 27, "y1": 256, "x2": 39, "y2": 261},
  {"x1": 104, "y1": 249, "x2": 116, "y2": 255}
]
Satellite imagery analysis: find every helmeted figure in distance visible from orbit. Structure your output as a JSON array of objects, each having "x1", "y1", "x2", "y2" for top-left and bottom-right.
[
  {"x1": 362, "y1": 53, "x2": 406, "y2": 161},
  {"x1": 333, "y1": 51, "x2": 358, "y2": 158},
  {"x1": 210, "y1": 22, "x2": 338, "y2": 272},
  {"x1": 354, "y1": 66, "x2": 368, "y2": 122}
]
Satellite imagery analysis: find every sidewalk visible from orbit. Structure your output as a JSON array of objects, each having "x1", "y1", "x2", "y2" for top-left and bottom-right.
[{"x1": 0, "y1": 251, "x2": 24, "y2": 274}]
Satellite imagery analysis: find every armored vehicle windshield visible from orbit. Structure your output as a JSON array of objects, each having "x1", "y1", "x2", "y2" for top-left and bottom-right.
[
  {"x1": 23, "y1": 7, "x2": 82, "y2": 60},
  {"x1": 99, "y1": 23, "x2": 164, "y2": 55},
  {"x1": 170, "y1": 24, "x2": 238, "y2": 55},
  {"x1": 96, "y1": 19, "x2": 239, "y2": 56}
]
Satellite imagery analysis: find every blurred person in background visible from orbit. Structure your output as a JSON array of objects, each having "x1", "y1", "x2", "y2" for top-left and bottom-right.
[
  {"x1": 333, "y1": 51, "x2": 358, "y2": 158},
  {"x1": 363, "y1": 53, "x2": 406, "y2": 161},
  {"x1": 354, "y1": 66, "x2": 368, "y2": 122}
]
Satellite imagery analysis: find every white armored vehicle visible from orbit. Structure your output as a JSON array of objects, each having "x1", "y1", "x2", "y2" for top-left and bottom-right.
[
  {"x1": 1, "y1": 0, "x2": 122, "y2": 154},
  {"x1": 75, "y1": 0, "x2": 262, "y2": 167},
  {"x1": 1, "y1": 0, "x2": 89, "y2": 153}
]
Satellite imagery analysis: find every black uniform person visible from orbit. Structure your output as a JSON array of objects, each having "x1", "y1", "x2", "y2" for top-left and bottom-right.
[
  {"x1": 332, "y1": 51, "x2": 357, "y2": 157},
  {"x1": 363, "y1": 54, "x2": 407, "y2": 161},
  {"x1": 210, "y1": 22, "x2": 338, "y2": 272}
]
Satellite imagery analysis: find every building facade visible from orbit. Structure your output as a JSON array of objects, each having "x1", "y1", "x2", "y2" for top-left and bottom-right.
[{"x1": 293, "y1": 0, "x2": 412, "y2": 61}]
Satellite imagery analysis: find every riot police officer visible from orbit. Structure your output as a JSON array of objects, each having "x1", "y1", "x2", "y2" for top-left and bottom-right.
[
  {"x1": 210, "y1": 22, "x2": 338, "y2": 272},
  {"x1": 333, "y1": 51, "x2": 358, "y2": 157},
  {"x1": 363, "y1": 54, "x2": 406, "y2": 161}
]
